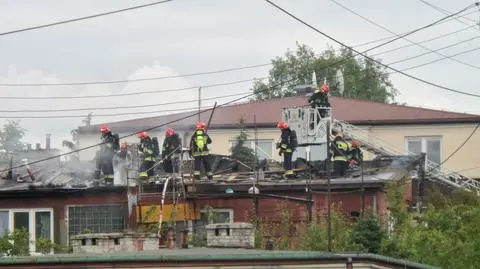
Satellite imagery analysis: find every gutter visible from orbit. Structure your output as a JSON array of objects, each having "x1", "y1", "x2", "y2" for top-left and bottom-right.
[{"x1": 0, "y1": 252, "x2": 440, "y2": 269}]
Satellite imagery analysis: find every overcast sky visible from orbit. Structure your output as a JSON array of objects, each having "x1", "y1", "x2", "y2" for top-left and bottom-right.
[{"x1": 1, "y1": 0, "x2": 480, "y2": 150}]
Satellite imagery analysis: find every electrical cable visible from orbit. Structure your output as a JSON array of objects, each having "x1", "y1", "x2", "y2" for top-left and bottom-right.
[
  {"x1": 5, "y1": 6, "x2": 480, "y2": 171},
  {"x1": 0, "y1": 106, "x2": 214, "y2": 119},
  {"x1": 418, "y1": 0, "x2": 480, "y2": 25},
  {"x1": 0, "y1": 64, "x2": 270, "y2": 87},
  {"x1": 351, "y1": 9, "x2": 479, "y2": 48},
  {"x1": 0, "y1": 0, "x2": 175, "y2": 37},
  {"x1": 426, "y1": 123, "x2": 480, "y2": 173},
  {"x1": 0, "y1": 91, "x2": 250, "y2": 113},
  {"x1": 330, "y1": 0, "x2": 480, "y2": 71},
  {"x1": 264, "y1": 0, "x2": 480, "y2": 98}
]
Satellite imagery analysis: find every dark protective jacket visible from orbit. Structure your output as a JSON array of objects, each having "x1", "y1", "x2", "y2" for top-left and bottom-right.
[
  {"x1": 349, "y1": 148, "x2": 363, "y2": 164},
  {"x1": 308, "y1": 91, "x2": 330, "y2": 108},
  {"x1": 331, "y1": 136, "x2": 349, "y2": 162},
  {"x1": 100, "y1": 133, "x2": 116, "y2": 158},
  {"x1": 162, "y1": 133, "x2": 182, "y2": 158},
  {"x1": 278, "y1": 128, "x2": 298, "y2": 154},
  {"x1": 189, "y1": 129, "x2": 212, "y2": 156},
  {"x1": 138, "y1": 137, "x2": 156, "y2": 161}
]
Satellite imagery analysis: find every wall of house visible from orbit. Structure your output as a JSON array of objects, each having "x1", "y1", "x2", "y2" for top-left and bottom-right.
[
  {"x1": 0, "y1": 190, "x2": 128, "y2": 252},
  {"x1": 367, "y1": 123, "x2": 480, "y2": 179}
]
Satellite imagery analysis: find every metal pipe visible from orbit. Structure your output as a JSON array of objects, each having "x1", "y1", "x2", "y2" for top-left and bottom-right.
[{"x1": 326, "y1": 121, "x2": 332, "y2": 252}]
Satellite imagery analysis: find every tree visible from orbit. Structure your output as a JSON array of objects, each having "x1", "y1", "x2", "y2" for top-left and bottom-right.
[
  {"x1": 351, "y1": 214, "x2": 385, "y2": 254},
  {"x1": 252, "y1": 42, "x2": 398, "y2": 103},
  {"x1": 82, "y1": 113, "x2": 93, "y2": 127},
  {"x1": 0, "y1": 120, "x2": 26, "y2": 152},
  {"x1": 230, "y1": 118, "x2": 256, "y2": 165}
]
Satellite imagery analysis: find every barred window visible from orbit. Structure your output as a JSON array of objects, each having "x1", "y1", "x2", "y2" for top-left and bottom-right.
[{"x1": 68, "y1": 205, "x2": 125, "y2": 236}]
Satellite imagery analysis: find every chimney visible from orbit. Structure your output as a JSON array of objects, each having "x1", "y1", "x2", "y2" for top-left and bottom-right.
[
  {"x1": 36, "y1": 143, "x2": 41, "y2": 150},
  {"x1": 45, "y1": 133, "x2": 51, "y2": 150},
  {"x1": 26, "y1": 144, "x2": 32, "y2": 151}
]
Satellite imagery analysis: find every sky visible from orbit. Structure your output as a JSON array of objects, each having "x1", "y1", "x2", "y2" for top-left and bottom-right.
[{"x1": 1, "y1": 0, "x2": 480, "y2": 150}]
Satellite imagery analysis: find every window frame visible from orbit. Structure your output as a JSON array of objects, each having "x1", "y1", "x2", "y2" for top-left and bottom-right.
[
  {"x1": 66, "y1": 204, "x2": 125, "y2": 238},
  {"x1": 0, "y1": 208, "x2": 54, "y2": 255},
  {"x1": 199, "y1": 208, "x2": 234, "y2": 224},
  {"x1": 229, "y1": 139, "x2": 274, "y2": 160},
  {"x1": 405, "y1": 136, "x2": 443, "y2": 168}
]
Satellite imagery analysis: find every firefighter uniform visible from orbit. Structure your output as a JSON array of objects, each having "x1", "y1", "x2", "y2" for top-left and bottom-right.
[
  {"x1": 189, "y1": 122, "x2": 213, "y2": 180},
  {"x1": 96, "y1": 126, "x2": 117, "y2": 184},
  {"x1": 162, "y1": 128, "x2": 182, "y2": 175},
  {"x1": 331, "y1": 133, "x2": 349, "y2": 177},
  {"x1": 138, "y1": 131, "x2": 157, "y2": 180},
  {"x1": 348, "y1": 140, "x2": 363, "y2": 166},
  {"x1": 277, "y1": 121, "x2": 297, "y2": 177},
  {"x1": 308, "y1": 82, "x2": 331, "y2": 118}
]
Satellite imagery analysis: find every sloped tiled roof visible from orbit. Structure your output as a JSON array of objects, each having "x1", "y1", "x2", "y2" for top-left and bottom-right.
[{"x1": 78, "y1": 96, "x2": 480, "y2": 133}]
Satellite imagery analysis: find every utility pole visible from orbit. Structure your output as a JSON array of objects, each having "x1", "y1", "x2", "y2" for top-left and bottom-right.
[
  {"x1": 253, "y1": 114, "x2": 260, "y2": 226},
  {"x1": 198, "y1": 87, "x2": 202, "y2": 122},
  {"x1": 326, "y1": 121, "x2": 332, "y2": 252},
  {"x1": 417, "y1": 153, "x2": 426, "y2": 214},
  {"x1": 361, "y1": 162, "x2": 365, "y2": 217},
  {"x1": 306, "y1": 146, "x2": 313, "y2": 223}
]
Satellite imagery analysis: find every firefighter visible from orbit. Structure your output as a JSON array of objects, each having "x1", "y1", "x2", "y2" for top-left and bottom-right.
[
  {"x1": 96, "y1": 126, "x2": 119, "y2": 184},
  {"x1": 276, "y1": 121, "x2": 297, "y2": 177},
  {"x1": 189, "y1": 122, "x2": 213, "y2": 181},
  {"x1": 162, "y1": 128, "x2": 182, "y2": 177},
  {"x1": 308, "y1": 82, "x2": 331, "y2": 118},
  {"x1": 349, "y1": 140, "x2": 363, "y2": 166},
  {"x1": 137, "y1": 131, "x2": 158, "y2": 181},
  {"x1": 330, "y1": 131, "x2": 349, "y2": 177}
]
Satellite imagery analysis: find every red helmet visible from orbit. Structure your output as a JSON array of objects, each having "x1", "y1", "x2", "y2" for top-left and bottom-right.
[
  {"x1": 120, "y1": 142, "x2": 128, "y2": 152},
  {"x1": 166, "y1": 128, "x2": 175, "y2": 137},
  {"x1": 351, "y1": 140, "x2": 360, "y2": 148},
  {"x1": 137, "y1": 131, "x2": 148, "y2": 140},
  {"x1": 100, "y1": 126, "x2": 111, "y2": 134},
  {"x1": 196, "y1": 122, "x2": 206, "y2": 130},
  {"x1": 320, "y1": 83, "x2": 330, "y2": 94},
  {"x1": 277, "y1": 121, "x2": 288, "y2": 130}
]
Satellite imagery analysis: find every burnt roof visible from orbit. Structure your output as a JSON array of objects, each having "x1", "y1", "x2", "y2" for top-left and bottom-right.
[{"x1": 78, "y1": 96, "x2": 480, "y2": 133}]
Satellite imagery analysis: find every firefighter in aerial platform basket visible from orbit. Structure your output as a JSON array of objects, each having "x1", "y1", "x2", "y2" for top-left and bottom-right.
[
  {"x1": 95, "y1": 125, "x2": 120, "y2": 184},
  {"x1": 276, "y1": 121, "x2": 298, "y2": 178},
  {"x1": 162, "y1": 128, "x2": 182, "y2": 178},
  {"x1": 330, "y1": 131, "x2": 350, "y2": 177},
  {"x1": 137, "y1": 131, "x2": 160, "y2": 182},
  {"x1": 308, "y1": 80, "x2": 331, "y2": 119},
  {"x1": 189, "y1": 122, "x2": 213, "y2": 181},
  {"x1": 348, "y1": 140, "x2": 363, "y2": 167}
]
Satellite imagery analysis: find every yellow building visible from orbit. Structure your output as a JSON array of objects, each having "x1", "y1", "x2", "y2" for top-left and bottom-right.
[{"x1": 77, "y1": 96, "x2": 480, "y2": 179}]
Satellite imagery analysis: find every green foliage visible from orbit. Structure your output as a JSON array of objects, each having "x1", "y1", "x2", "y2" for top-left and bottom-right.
[
  {"x1": 252, "y1": 42, "x2": 397, "y2": 103},
  {"x1": 230, "y1": 117, "x2": 256, "y2": 165},
  {"x1": 0, "y1": 228, "x2": 30, "y2": 256},
  {"x1": 0, "y1": 120, "x2": 26, "y2": 152},
  {"x1": 351, "y1": 214, "x2": 384, "y2": 254}
]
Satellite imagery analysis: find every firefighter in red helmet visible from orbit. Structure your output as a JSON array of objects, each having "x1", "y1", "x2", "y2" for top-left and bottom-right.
[
  {"x1": 348, "y1": 140, "x2": 363, "y2": 166},
  {"x1": 94, "y1": 125, "x2": 119, "y2": 184},
  {"x1": 189, "y1": 122, "x2": 213, "y2": 180},
  {"x1": 137, "y1": 131, "x2": 159, "y2": 181},
  {"x1": 162, "y1": 128, "x2": 182, "y2": 177},
  {"x1": 276, "y1": 121, "x2": 298, "y2": 178},
  {"x1": 308, "y1": 81, "x2": 331, "y2": 118}
]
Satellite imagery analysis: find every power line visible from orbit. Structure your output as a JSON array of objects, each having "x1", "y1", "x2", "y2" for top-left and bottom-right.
[
  {"x1": 0, "y1": 64, "x2": 270, "y2": 87},
  {"x1": 0, "y1": 78, "x2": 263, "y2": 100},
  {"x1": 351, "y1": 9, "x2": 479, "y2": 48},
  {"x1": 418, "y1": 0, "x2": 480, "y2": 25},
  {"x1": 264, "y1": 0, "x2": 480, "y2": 98},
  {"x1": 330, "y1": 0, "x2": 480, "y2": 71},
  {"x1": 0, "y1": 106, "x2": 214, "y2": 119},
  {"x1": 0, "y1": 0, "x2": 175, "y2": 37},
  {"x1": 0, "y1": 91, "x2": 250, "y2": 113},
  {"x1": 5, "y1": 5, "x2": 480, "y2": 170},
  {"x1": 427, "y1": 123, "x2": 480, "y2": 173}
]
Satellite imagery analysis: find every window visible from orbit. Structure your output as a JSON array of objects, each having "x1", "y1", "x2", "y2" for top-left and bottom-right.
[
  {"x1": 406, "y1": 136, "x2": 442, "y2": 167},
  {"x1": 230, "y1": 139, "x2": 273, "y2": 161},
  {"x1": 68, "y1": 205, "x2": 125, "y2": 236},
  {"x1": 0, "y1": 209, "x2": 54, "y2": 254},
  {"x1": 0, "y1": 211, "x2": 8, "y2": 237}
]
